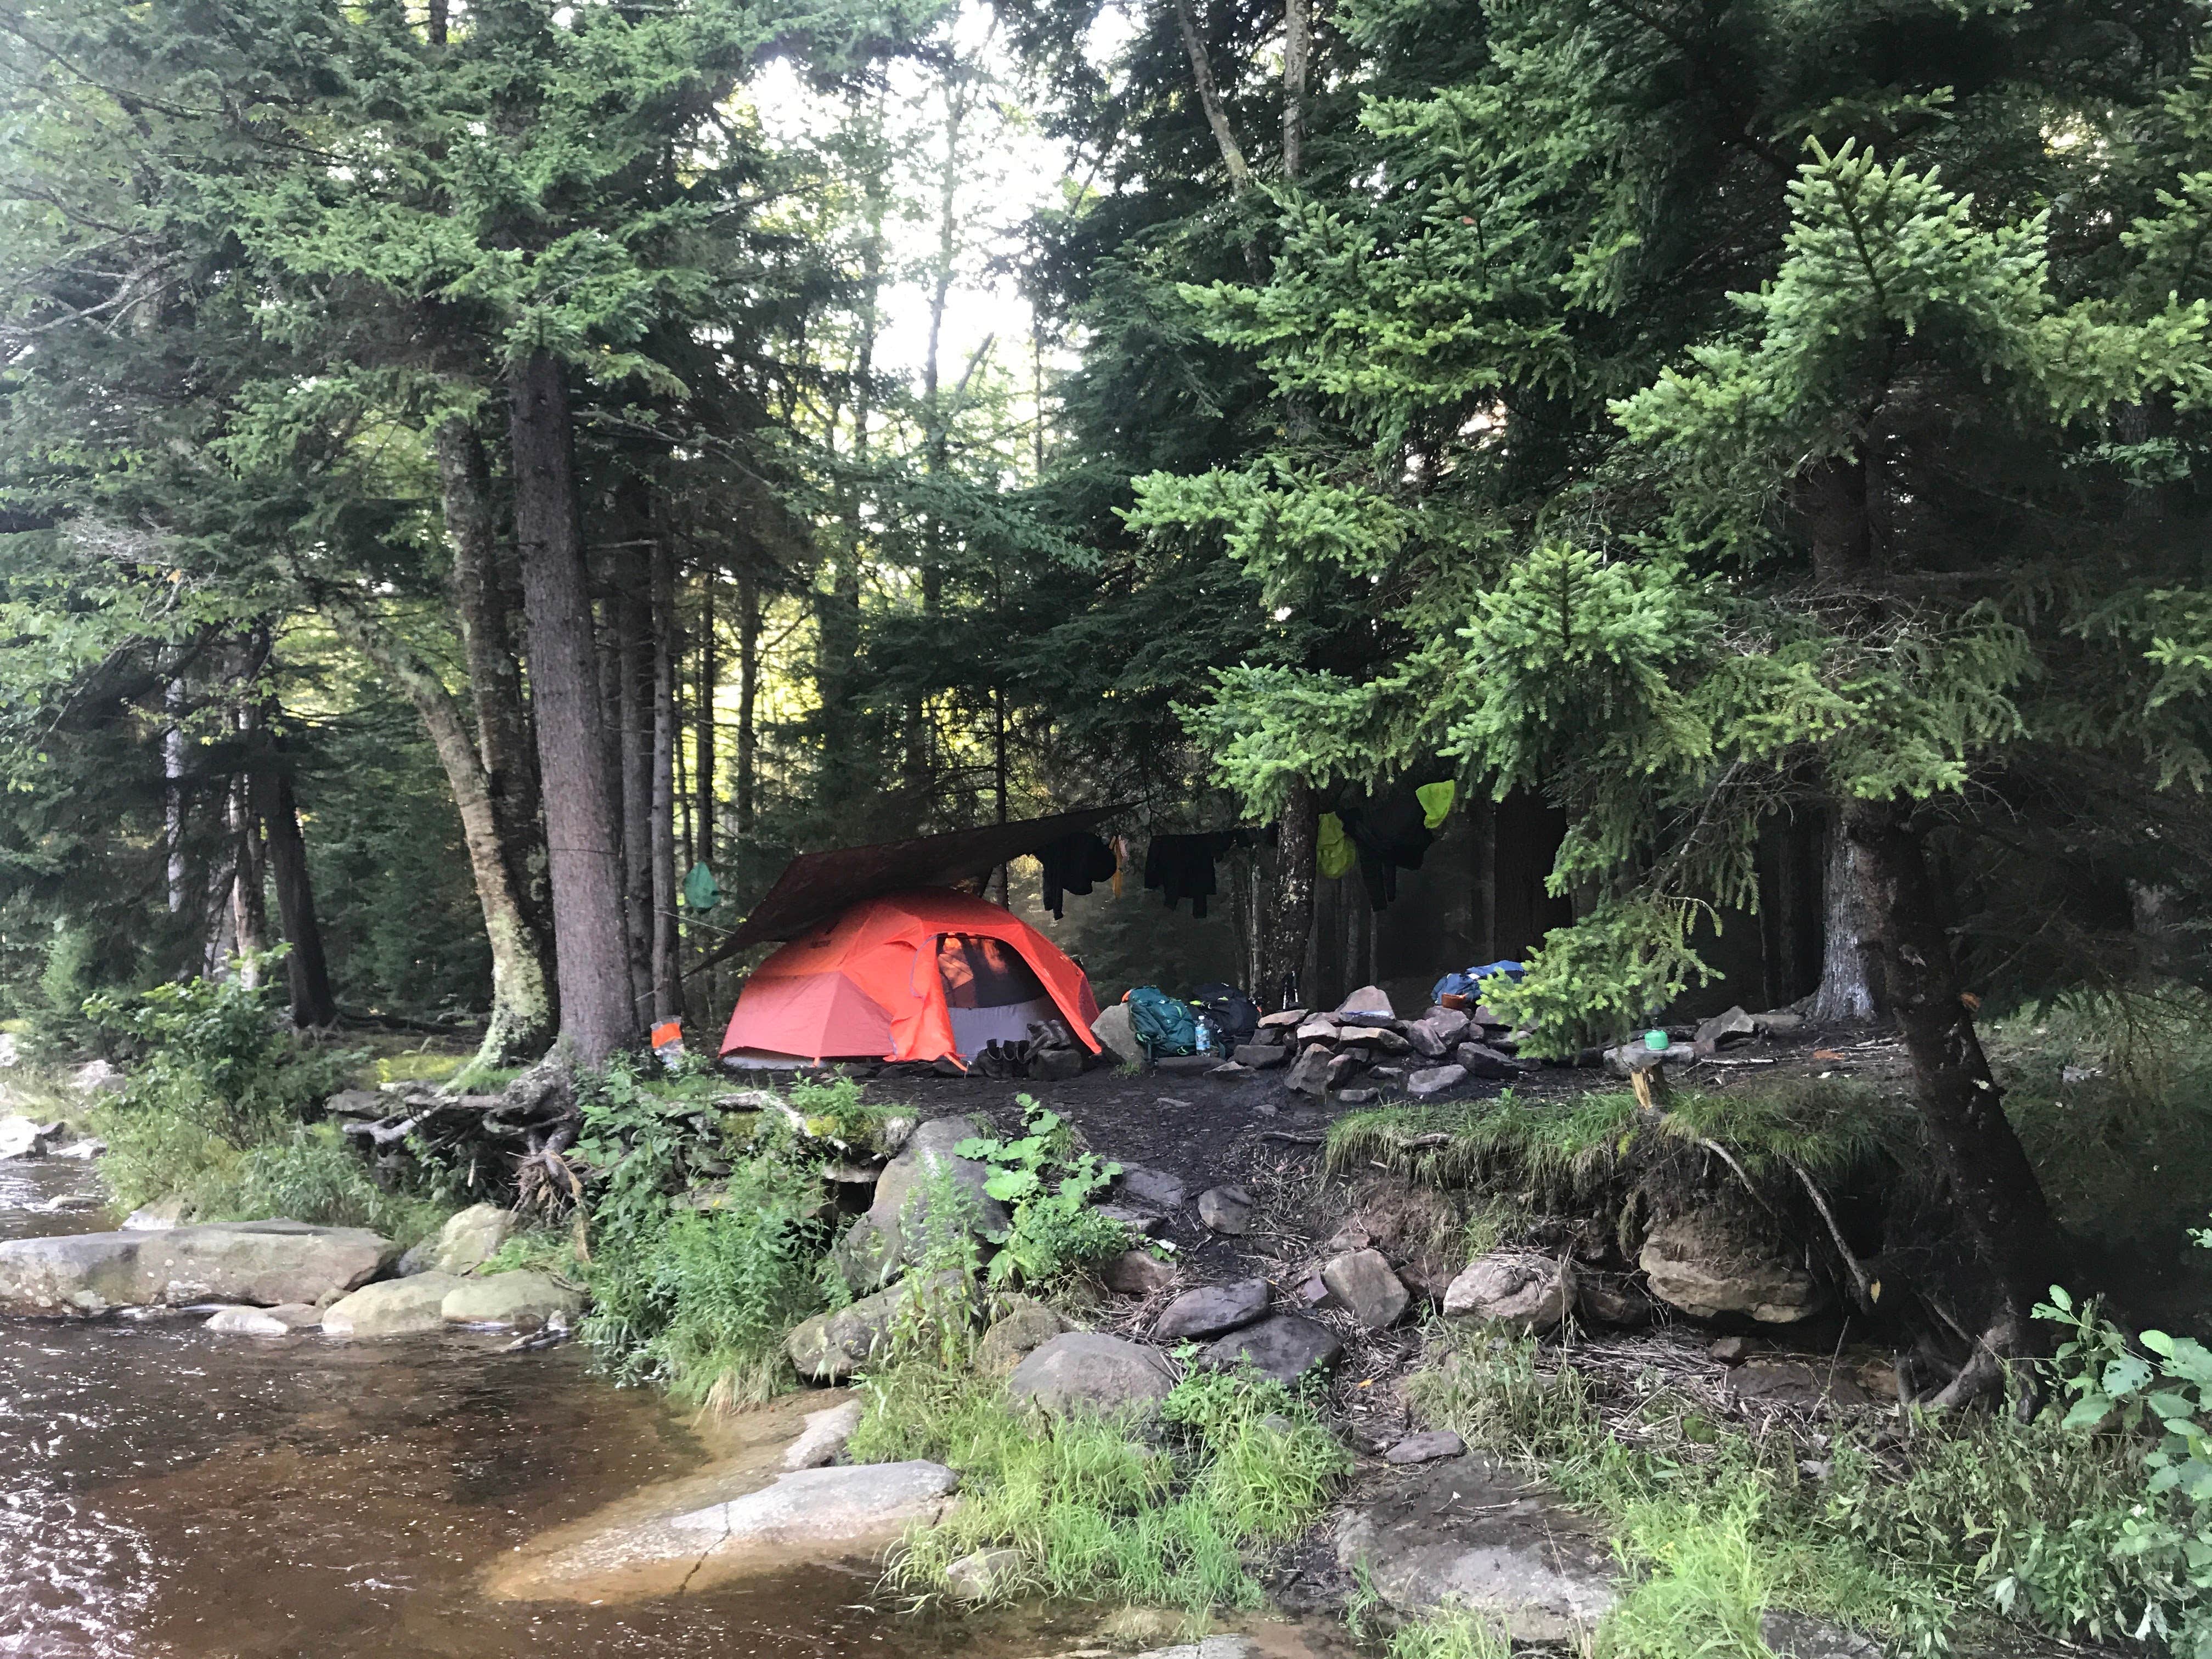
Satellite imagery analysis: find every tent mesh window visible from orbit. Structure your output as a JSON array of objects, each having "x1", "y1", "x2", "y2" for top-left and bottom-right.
[
  {"x1": 936, "y1": 934, "x2": 1048, "y2": 1007},
  {"x1": 938, "y1": 933, "x2": 1056, "y2": 1056}
]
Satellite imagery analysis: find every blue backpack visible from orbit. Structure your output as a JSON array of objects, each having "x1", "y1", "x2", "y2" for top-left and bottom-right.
[
  {"x1": 1431, "y1": 960, "x2": 1526, "y2": 1004},
  {"x1": 1125, "y1": 986, "x2": 1199, "y2": 1057}
]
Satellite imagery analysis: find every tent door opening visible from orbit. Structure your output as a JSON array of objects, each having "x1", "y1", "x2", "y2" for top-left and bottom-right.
[{"x1": 938, "y1": 933, "x2": 1056, "y2": 1057}]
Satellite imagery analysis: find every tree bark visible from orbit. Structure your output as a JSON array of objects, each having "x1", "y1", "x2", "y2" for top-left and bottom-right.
[
  {"x1": 1808, "y1": 815, "x2": 1880, "y2": 1019},
  {"x1": 1281, "y1": 0, "x2": 1311, "y2": 183},
  {"x1": 509, "y1": 349, "x2": 636, "y2": 1066},
  {"x1": 165, "y1": 676, "x2": 188, "y2": 915},
  {"x1": 736, "y1": 556, "x2": 760, "y2": 837},
  {"x1": 1802, "y1": 454, "x2": 1882, "y2": 1020},
  {"x1": 436, "y1": 416, "x2": 550, "y2": 958},
  {"x1": 1846, "y1": 797, "x2": 2059, "y2": 1350},
  {"x1": 322, "y1": 596, "x2": 554, "y2": 1064},
  {"x1": 229, "y1": 769, "x2": 268, "y2": 982},
  {"x1": 650, "y1": 523, "x2": 679, "y2": 1020},
  {"x1": 1175, "y1": 0, "x2": 1252, "y2": 190},
  {"x1": 253, "y1": 763, "x2": 337, "y2": 1028},
  {"x1": 1263, "y1": 779, "x2": 1318, "y2": 1009},
  {"x1": 695, "y1": 563, "x2": 716, "y2": 865},
  {"x1": 616, "y1": 556, "x2": 656, "y2": 1020}
]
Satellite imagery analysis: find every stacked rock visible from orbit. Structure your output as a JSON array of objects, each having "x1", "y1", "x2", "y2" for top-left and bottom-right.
[{"x1": 1216, "y1": 986, "x2": 1527, "y2": 1098}]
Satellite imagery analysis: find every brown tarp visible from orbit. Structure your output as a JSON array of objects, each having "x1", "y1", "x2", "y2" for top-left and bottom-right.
[{"x1": 690, "y1": 805, "x2": 1126, "y2": 973}]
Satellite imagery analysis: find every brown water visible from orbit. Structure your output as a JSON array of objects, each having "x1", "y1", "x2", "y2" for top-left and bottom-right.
[{"x1": 0, "y1": 1160, "x2": 1107, "y2": 1659}]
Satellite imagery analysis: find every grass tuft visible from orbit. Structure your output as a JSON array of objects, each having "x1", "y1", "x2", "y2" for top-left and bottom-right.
[{"x1": 851, "y1": 1357, "x2": 1348, "y2": 1613}]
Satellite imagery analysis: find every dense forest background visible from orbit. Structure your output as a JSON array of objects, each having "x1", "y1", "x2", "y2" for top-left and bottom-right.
[{"x1": 7, "y1": 0, "x2": 2212, "y2": 1356}]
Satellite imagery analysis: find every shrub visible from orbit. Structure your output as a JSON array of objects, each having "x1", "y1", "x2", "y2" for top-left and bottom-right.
[
  {"x1": 571, "y1": 1058, "x2": 834, "y2": 1406},
  {"x1": 85, "y1": 955, "x2": 359, "y2": 1147},
  {"x1": 1384, "y1": 1606, "x2": 1512, "y2": 1659},
  {"x1": 80, "y1": 960, "x2": 421, "y2": 1234}
]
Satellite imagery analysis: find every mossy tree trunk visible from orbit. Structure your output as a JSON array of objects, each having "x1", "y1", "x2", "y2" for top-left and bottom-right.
[{"x1": 323, "y1": 598, "x2": 555, "y2": 1065}]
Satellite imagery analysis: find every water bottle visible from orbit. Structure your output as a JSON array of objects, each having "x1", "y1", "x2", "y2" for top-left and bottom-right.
[{"x1": 1194, "y1": 1011, "x2": 1220, "y2": 1055}]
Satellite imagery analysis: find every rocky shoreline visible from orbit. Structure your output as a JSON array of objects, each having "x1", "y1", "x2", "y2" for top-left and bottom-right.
[{"x1": 0, "y1": 1000, "x2": 1928, "y2": 1656}]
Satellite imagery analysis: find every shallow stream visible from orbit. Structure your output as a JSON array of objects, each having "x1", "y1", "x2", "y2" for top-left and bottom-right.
[{"x1": 0, "y1": 1159, "x2": 1109, "y2": 1659}]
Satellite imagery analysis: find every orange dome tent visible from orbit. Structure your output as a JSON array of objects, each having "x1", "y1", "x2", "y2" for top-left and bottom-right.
[{"x1": 719, "y1": 888, "x2": 1102, "y2": 1066}]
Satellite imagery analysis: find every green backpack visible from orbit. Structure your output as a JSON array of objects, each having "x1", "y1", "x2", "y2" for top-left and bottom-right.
[{"x1": 1125, "y1": 986, "x2": 1198, "y2": 1058}]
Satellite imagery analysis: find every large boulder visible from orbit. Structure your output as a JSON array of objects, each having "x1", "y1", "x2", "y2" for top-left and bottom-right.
[
  {"x1": 204, "y1": 1303, "x2": 319, "y2": 1337},
  {"x1": 831, "y1": 1215, "x2": 900, "y2": 1295},
  {"x1": 867, "y1": 1117, "x2": 1010, "y2": 1267},
  {"x1": 944, "y1": 1547, "x2": 1024, "y2": 1603},
  {"x1": 1425, "y1": 1005, "x2": 1474, "y2": 1042},
  {"x1": 786, "y1": 1272, "x2": 975, "y2": 1382},
  {"x1": 1007, "y1": 1331, "x2": 1178, "y2": 1421},
  {"x1": 1443, "y1": 1253, "x2": 1576, "y2": 1332},
  {"x1": 0, "y1": 1221, "x2": 398, "y2": 1317},
  {"x1": 1453, "y1": 1042, "x2": 1519, "y2": 1080},
  {"x1": 1638, "y1": 1211, "x2": 1830, "y2": 1324},
  {"x1": 400, "y1": 1203, "x2": 515, "y2": 1277},
  {"x1": 1092, "y1": 1003, "x2": 1147, "y2": 1068},
  {"x1": 1103, "y1": 1249, "x2": 1178, "y2": 1297},
  {"x1": 1199, "y1": 1313, "x2": 1342, "y2": 1385},
  {"x1": 977, "y1": 1297, "x2": 1074, "y2": 1376},
  {"x1": 121, "y1": 1195, "x2": 192, "y2": 1232},
  {"x1": 1152, "y1": 1278, "x2": 1271, "y2": 1342},
  {"x1": 323, "y1": 1272, "x2": 462, "y2": 1338},
  {"x1": 486, "y1": 1432, "x2": 958, "y2": 1602},
  {"x1": 441, "y1": 1269, "x2": 584, "y2": 1330},
  {"x1": 1407, "y1": 1064, "x2": 1468, "y2": 1098},
  {"x1": 1284, "y1": 1045, "x2": 1334, "y2": 1097},
  {"x1": 1321, "y1": 1249, "x2": 1410, "y2": 1330},
  {"x1": 1115, "y1": 1164, "x2": 1187, "y2": 1208},
  {"x1": 1335, "y1": 1453, "x2": 1618, "y2": 1643}
]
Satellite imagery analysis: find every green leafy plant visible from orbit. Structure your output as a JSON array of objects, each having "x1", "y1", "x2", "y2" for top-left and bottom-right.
[
  {"x1": 957, "y1": 1094, "x2": 1128, "y2": 1289},
  {"x1": 85, "y1": 951, "x2": 361, "y2": 1147},
  {"x1": 2034, "y1": 1283, "x2": 2212, "y2": 1654}
]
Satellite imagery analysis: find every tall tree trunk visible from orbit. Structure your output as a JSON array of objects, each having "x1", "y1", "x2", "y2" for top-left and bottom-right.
[
  {"x1": 1281, "y1": 0, "x2": 1311, "y2": 182},
  {"x1": 229, "y1": 770, "x2": 268, "y2": 982},
  {"x1": 323, "y1": 597, "x2": 554, "y2": 1063},
  {"x1": 1808, "y1": 815, "x2": 1881, "y2": 1019},
  {"x1": 1263, "y1": 780, "x2": 1318, "y2": 1009},
  {"x1": 509, "y1": 349, "x2": 636, "y2": 1066},
  {"x1": 1847, "y1": 797, "x2": 2059, "y2": 1372},
  {"x1": 254, "y1": 763, "x2": 337, "y2": 1028},
  {"x1": 650, "y1": 525, "x2": 679, "y2": 1020},
  {"x1": 1175, "y1": 0, "x2": 1252, "y2": 189},
  {"x1": 616, "y1": 563, "x2": 656, "y2": 1020},
  {"x1": 736, "y1": 558, "x2": 760, "y2": 837},
  {"x1": 436, "y1": 416, "x2": 549, "y2": 958},
  {"x1": 1803, "y1": 453, "x2": 1882, "y2": 1019},
  {"x1": 695, "y1": 564, "x2": 716, "y2": 866},
  {"x1": 165, "y1": 677, "x2": 188, "y2": 915}
]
